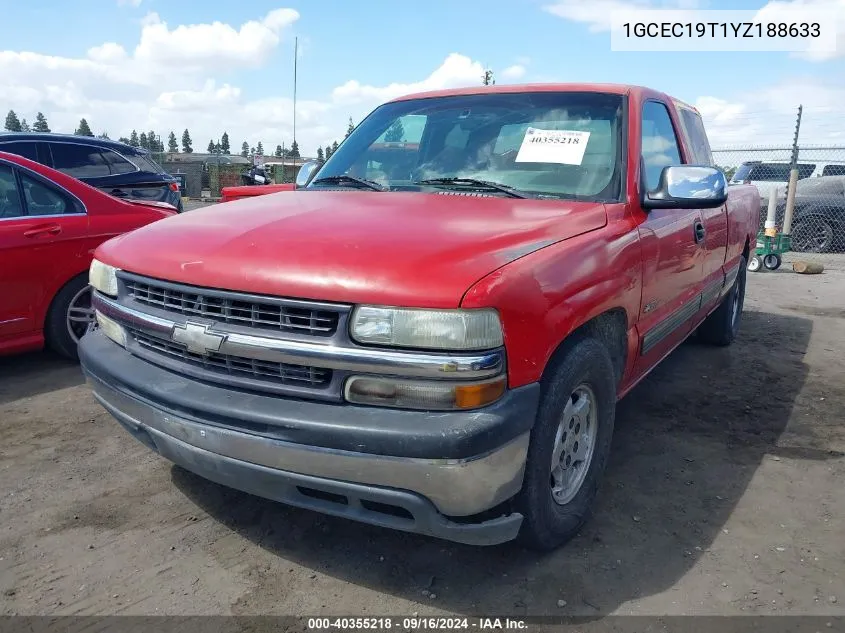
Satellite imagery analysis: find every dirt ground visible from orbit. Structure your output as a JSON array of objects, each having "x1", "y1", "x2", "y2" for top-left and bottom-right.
[{"x1": 1, "y1": 256, "x2": 843, "y2": 619}]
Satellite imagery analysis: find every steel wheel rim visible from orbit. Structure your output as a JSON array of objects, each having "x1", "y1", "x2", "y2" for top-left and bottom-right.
[
  {"x1": 66, "y1": 285, "x2": 94, "y2": 344},
  {"x1": 550, "y1": 383, "x2": 599, "y2": 505},
  {"x1": 793, "y1": 221, "x2": 831, "y2": 252}
]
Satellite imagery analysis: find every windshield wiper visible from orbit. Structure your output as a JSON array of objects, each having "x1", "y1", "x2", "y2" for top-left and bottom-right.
[
  {"x1": 310, "y1": 174, "x2": 386, "y2": 191},
  {"x1": 413, "y1": 177, "x2": 530, "y2": 199}
]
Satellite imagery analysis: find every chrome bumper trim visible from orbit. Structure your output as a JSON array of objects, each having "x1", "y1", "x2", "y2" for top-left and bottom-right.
[
  {"x1": 92, "y1": 292, "x2": 504, "y2": 380},
  {"x1": 88, "y1": 375, "x2": 529, "y2": 516}
]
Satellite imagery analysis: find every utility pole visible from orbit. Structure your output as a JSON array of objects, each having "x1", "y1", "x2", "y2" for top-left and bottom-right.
[{"x1": 293, "y1": 37, "x2": 298, "y2": 156}]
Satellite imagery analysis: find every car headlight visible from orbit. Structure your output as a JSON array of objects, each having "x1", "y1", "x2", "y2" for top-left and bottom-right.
[
  {"x1": 89, "y1": 259, "x2": 119, "y2": 297},
  {"x1": 350, "y1": 306, "x2": 503, "y2": 350}
]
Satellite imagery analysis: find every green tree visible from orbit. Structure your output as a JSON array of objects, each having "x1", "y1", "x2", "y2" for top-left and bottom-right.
[
  {"x1": 289, "y1": 140, "x2": 300, "y2": 158},
  {"x1": 139, "y1": 132, "x2": 149, "y2": 149},
  {"x1": 324, "y1": 144, "x2": 332, "y2": 159},
  {"x1": 20, "y1": 118, "x2": 31, "y2": 132},
  {"x1": 384, "y1": 119, "x2": 405, "y2": 143},
  {"x1": 33, "y1": 112, "x2": 50, "y2": 132},
  {"x1": 241, "y1": 141, "x2": 249, "y2": 157},
  {"x1": 345, "y1": 117, "x2": 355, "y2": 138},
  {"x1": 75, "y1": 118, "x2": 94, "y2": 136},
  {"x1": 221, "y1": 132, "x2": 230, "y2": 154},
  {"x1": 316, "y1": 147, "x2": 324, "y2": 161},
  {"x1": 274, "y1": 144, "x2": 282, "y2": 158},
  {"x1": 167, "y1": 131, "x2": 178, "y2": 152},
  {"x1": 482, "y1": 69, "x2": 495, "y2": 86},
  {"x1": 256, "y1": 141, "x2": 264, "y2": 156},
  {"x1": 5, "y1": 110, "x2": 22, "y2": 132},
  {"x1": 148, "y1": 130, "x2": 158, "y2": 151},
  {"x1": 181, "y1": 129, "x2": 193, "y2": 153},
  {"x1": 207, "y1": 140, "x2": 215, "y2": 153},
  {"x1": 118, "y1": 136, "x2": 130, "y2": 144},
  {"x1": 331, "y1": 140, "x2": 339, "y2": 155},
  {"x1": 98, "y1": 132, "x2": 110, "y2": 139},
  {"x1": 129, "y1": 130, "x2": 140, "y2": 147}
]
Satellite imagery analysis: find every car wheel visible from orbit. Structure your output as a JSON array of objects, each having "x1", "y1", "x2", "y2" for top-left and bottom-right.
[
  {"x1": 698, "y1": 255, "x2": 747, "y2": 347},
  {"x1": 791, "y1": 216, "x2": 834, "y2": 253},
  {"x1": 515, "y1": 337, "x2": 616, "y2": 551},
  {"x1": 45, "y1": 274, "x2": 94, "y2": 361}
]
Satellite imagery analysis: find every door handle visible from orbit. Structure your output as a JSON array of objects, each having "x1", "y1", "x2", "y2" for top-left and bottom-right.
[
  {"x1": 23, "y1": 223, "x2": 62, "y2": 238},
  {"x1": 110, "y1": 189, "x2": 129, "y2": 197},
  {"x1": 694, "y1": 220, "x2": 706, "y2": 244}
]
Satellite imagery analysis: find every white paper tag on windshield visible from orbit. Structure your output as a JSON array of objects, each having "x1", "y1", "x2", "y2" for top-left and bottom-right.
[{"x1": 514, "y1": 128, "x2": 590, "y2": 165}]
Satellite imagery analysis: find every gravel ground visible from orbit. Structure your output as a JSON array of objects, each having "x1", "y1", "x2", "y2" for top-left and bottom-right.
[{"x1": 1, "y1": 257, "x2": 843, "y2": 618}]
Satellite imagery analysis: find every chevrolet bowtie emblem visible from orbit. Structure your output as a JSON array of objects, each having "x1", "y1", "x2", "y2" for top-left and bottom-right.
[{"x1": 171, "y1": 322, "x2": 226, "y2": 355}]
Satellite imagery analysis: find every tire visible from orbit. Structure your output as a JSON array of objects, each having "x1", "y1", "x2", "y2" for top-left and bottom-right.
[
  {"x1": 791, "y1": 216, "x2": 834, "y2": 253},
  {"x1": 44, "y1": 274, "x2": 94, "y2": 361},
  {"x1": 747, "y1": 255, "x2": 763, "y2": 272},
  {"x1": 515, "y1": 337, "x2": 617, "y2": 551},
  {"x1": 698, "y1": 255, "x2": 747, "y2": 347},
  {"x1": 763, "y1": 253, "x2": 782, "y2": 270}
]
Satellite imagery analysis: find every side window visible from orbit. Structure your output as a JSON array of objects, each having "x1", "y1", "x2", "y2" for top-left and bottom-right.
[
  {"x1": 678, "y1": 107, "x2": 713, "y2": 166},
  {"x1": 101, "y1": 149, "x2": 136, "y2": 175},
  {"x1": 641, "y1": 101, "x2": 683, "y2": 191},
  {"x1": 0, "y1": 165, "x2": 24, "y2": 219},
  {"x1": 20, "y1": 173, "x2": 71, "y2": 216},
  {"x1": 822, "y1": 165, "x2": 845, "y2": 177},
  {"x1": 49, "y1": 143, "x2": 111, "y2": 178},
  {"x1": 0, "y1": 141, "x2": 40, "y2": 163}
]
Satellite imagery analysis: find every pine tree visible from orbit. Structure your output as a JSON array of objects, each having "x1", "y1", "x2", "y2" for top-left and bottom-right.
[
  {"x1": 33, "y1": 112, "x2": 50, "y2": 132},
  {"x1": 274, "y1": 144, "x2": 282, "y2": 158},
  {"x1": 345, "y1": 117, "x2": 355, "y2": 138},
  {"x1": 384, "y1": 119, "x2": 405, "y2": 143},
  {"x1": 220, "y1": 132, "x2": 230, "y2": 155},
  {"x1": 256, "y1": 141, "x2": 264, "y2": 156},
  {"x1": 316, "y1": 147, "x2": 324, "y2": 161},
  {"x1": 241, "y1": 141, "x2": 249, "y2": 157},
  {"x1": 98, "y1": 132, "x2": 110, "y2": 139},
  {"x1": 482, "y1": 69, "x2": 495, "y2": 86},
  {"x1": 129, "y1": 130, "x2": 139, "y2": 147},
  {"x1": 139, "y1": 132, "x2": 149, "y2": 150},
  {"x1": 4, "y1": 110, "x2": 22, "y2": 132},
  {"x1": 167, "y1": 131, "x2": 178, "y2": 152},
  {"x1": 118, "y1": 136, "x2": 130, "y2": 145},
  {"x1": 147, "y1": 130, "x2": 157, "y2": 151},
  {"x1": 20, "y1": 118, "x2": 31, "y2": 132},
  {"x1": 75, "y1": 118, "x2": 94, "y2": 137},
  {"x1": 207, "y1": 140, "x2": 215, "y2": 153},
  {"x1": 181, "y1": 129, "x2": 193, "y2": 153},
  {"x1": 324, "y1": 144, "x2": 332, "y2": 160},
  {"x1": 289, "y1": 140, "x2": 301, "y2": 158},
  {"x1": 331, "y1": 140, "x2": 339, "y2": 154}
]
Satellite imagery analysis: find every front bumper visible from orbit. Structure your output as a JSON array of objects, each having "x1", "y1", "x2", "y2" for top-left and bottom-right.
[{"x1": 80, "y1": 331, "x2": 540, "y2": 545}]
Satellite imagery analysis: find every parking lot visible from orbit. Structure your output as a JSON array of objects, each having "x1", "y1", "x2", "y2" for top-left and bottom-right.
[{"x1": 1, "y1": 249, "x2": 843, "y2": 618}]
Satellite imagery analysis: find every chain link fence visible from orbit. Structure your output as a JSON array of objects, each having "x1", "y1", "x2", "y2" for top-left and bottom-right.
[{"x1": 712, "y1": 146, "x2": 845, "y2": 262}]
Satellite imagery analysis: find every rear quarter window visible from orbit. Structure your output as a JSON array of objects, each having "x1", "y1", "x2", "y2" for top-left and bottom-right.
[
  {"x1": 49, "y1": 143, "x2": 111, "y2": 178},
  {"x1": 0, "y1": 141, "x2": 40, "y2": 163}
]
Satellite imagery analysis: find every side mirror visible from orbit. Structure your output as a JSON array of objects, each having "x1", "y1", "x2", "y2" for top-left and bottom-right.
[
  {"x1": 642, "y1": 165, "x2": 728, "y2": 210},
  {"x1": 295, "y1": 160, "x2": 324, "y2": 188}
]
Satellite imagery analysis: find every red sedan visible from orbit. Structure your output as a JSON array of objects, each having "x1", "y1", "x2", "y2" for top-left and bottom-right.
[{"x1": 0, "y1": 151, "x2": 176, "y2": 359}]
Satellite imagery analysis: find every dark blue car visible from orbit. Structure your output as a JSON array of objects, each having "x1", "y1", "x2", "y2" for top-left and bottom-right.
[{"x1": 0, "y1": 133, "x2": 182, "y2": 212}]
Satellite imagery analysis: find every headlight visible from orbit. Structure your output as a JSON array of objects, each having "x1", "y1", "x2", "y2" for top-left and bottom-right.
[
  {"x1": 89, "y1": 259, "x2": 119, "y2": 297},
  {"x1": 350, "y1": 306, "x2": 503, "y2": 350},
  {"x1": 345, "y1": 375, "x2": 506, "y2": 410},
  {"x1": 95, "y1": 310, "x2": 127, "y2": 348}
]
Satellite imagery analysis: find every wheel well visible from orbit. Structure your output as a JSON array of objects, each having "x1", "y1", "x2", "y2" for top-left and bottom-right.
[
  {"x1": 742, "y1": 237, "x2": 750, "y2": 261},
  {"x1": 43, "y1": 271, "x2": 88, "y2": 333},
  {"x1": 543, "y1": 309, "x2": 628, "y2": 389}
]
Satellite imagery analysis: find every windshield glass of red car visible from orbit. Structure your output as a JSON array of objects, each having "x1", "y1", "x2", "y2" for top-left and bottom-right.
[{"x1": 314, "y1": 91, "x2": 624, "y2": 201}]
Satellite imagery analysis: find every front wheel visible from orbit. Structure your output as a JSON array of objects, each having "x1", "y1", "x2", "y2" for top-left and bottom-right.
[
  {"x1": 698, "y1": 255, "x2": 747, "y2": 346},
  {"x1": 515, "y1": 338, "x2": 617, "y2": 551},
  {"x1": 45, "y1": 275, "x2": 94, "y2": 360}
]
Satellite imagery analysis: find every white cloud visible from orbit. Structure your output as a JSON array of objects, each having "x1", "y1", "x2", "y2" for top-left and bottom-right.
[
  {"x1": 754, "y1": 0, "x2": 845, "y2": 61},
  {"x1": 501, "y1": 64, "x2": 527, "y2": 80},
  {"x1": 117, "y1": 0, "x2": 142, "y2": 6},
  {"x1": 543, "y1": 0, "x2": 701, "y2": 33},
  {"x1": 0, "y1": 6, "x2": 494, "y2": 158}
]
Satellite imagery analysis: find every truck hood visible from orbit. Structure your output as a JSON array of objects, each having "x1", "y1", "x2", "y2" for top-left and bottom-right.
[{"x1": 97, "y1": 191, "x2": 607, "y2": 307}]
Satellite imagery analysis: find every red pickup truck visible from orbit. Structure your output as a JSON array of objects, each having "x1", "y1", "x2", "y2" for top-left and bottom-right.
[{"x1": 80, "y1": 84, "x2": 759, "y2": 550}]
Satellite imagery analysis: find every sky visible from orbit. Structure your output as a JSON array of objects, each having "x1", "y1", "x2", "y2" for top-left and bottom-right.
[{"x1": 1, "y1": 0, "x2": 843, "y2": 158}]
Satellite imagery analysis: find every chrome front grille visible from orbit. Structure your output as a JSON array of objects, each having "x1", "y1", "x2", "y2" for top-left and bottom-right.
[
  {"x1": 123, "y1": 277, "x2": 339, "y2": 337},
  {"x1": 128, "y1": 327, "x2": 332, "y2": 389}
]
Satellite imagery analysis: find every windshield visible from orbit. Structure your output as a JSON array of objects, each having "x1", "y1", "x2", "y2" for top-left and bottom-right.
[
  {"x1": 312, "y1": 92, "x2": 624, "y2": 200},
  {"x1": 131, "y1": 152, "x2": 165, "y2": 174},
  {"x1": 734, "y1": 162, "x2": 815, "y2": 182}
]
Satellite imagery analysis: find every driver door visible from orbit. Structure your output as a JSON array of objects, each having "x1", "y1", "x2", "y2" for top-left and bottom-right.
[{"x1": 0, "y1": 162, "x2": 89, "y2": 341}]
